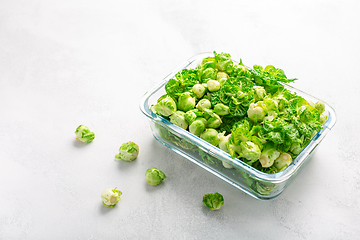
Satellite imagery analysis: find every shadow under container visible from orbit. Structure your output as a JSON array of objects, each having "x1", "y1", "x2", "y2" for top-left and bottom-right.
[{"x1": 139, "y1": 53, "x2": 337, "y2": 200}]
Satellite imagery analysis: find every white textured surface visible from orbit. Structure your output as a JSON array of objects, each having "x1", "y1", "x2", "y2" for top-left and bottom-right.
[{"x1": 1, "y1": 0, "x2": 359, "y2": 239}]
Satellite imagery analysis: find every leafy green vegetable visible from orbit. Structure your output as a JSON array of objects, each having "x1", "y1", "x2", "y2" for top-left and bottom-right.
[
  {"x1": 101, "y1": 187, "x2": 122, "y2": 207},
  {"x1": 75, "y1": 125, "x2": 95, "y2": 143},
  {"x1": 154, "y1": 51, "x2": 327, "y2": 176},
  {"x1": 115, "y1": 141, "x2": 139, "y2": 161},
  {"x1": 151, "y1": 95, "x2": 177, "y2": 117},
  {"x1": 145, "y1": 168, "x2": 166, "y2": 186},
  {"x1": 203, "y1": 192, "x2": 224, "y2": 210}
]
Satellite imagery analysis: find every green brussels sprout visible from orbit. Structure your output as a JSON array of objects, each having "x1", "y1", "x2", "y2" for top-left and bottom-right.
[
  {"x1": 203, "y1": 192, "x2": 224, "y2": 210},
  {"x1": 218, "y1": 132, "x2": 232, "y2": 168},
  {"x1": 192, "y1": 84, "x2": 206, "y2": 99},
  {"x1": 151, "y1": 95, "x2": 177, "y2": 117},
  {"x1": 263, "y1": 110, "x2": 278, "y2": 122},
  {"x1": 206, "y1": 113, "x2": 222, "y2": 129},
  {"x1": 201, "y1": 83, "x2": 209, "y2": 92},
  {"x1": 197, "y1": 56, "x2": 215, "y2": 69},
  {"x1": 115, "y1": 141, "x2": 139, "y2": 161},
  {"x1": 75, "y1": 125, "x2": 95, "y2": 143},
  {"x1": 213, "y1": 103, "x2": 230, "y2": 116},
  {"x1": 207, "y1": 80, "x2": 221, "y2": 92},
  {"x1": 196, "y1": 99, "x2": 211, "y2": 111},
  {"x1": 170, "y1": 111, "x2": 188, "y2": 130},
  {"x1": 189, "y1": 119, "x2": 206, "y2": 136},
  {"x1": 184, "y1": 109, "x2": 203, "y2": 125},
  {"x1": 259, "y1": 143, "x2": 281, "y2": 168},
  {"x1": 253, "y1": 86, "x2": 266, "y2": 101},
  {"x1": 255, "y1": 181, "x2": 276, "y2": 195},
  {"x1": 247, "y1": 102, "x2": 266, "y2": 123},
  {"x1": 239, "y1": 141, "x2": 261, "y2": 164},
  {"x1": 228, "y1": 143, "x2": 242, "y2": 159},
  {"x1": 197, "y1": 117, "x2": 207, "y2": 126},
  {"x1": 202, "y1": 67, "x2": 217, "y2": 81},
  {"x1": 202, "y1": 108, "x2": 214, "y2": 119},
  {"x1": 263, "y1": 98, "x2": 279, "y2": 113},
  {"x1": 184, "y1": 110, "x2": 197, "y2": 125},
  {"x1": 233, "y1": 62, "x2": 250, "y2": 77},
  {"x1": 274, "y1": 152, "x2": 292, "y2": 171},
  {"x1": 101, "y1": 187, "x2": 122, "y2": 207},
  {"x1": 177, "y1": 92, "x2": 196, "y2": 112},
  {"x1": 214, "y1": 52, "x2": 233, "y2": 73},
  {"x1": 315, "y1": 101, "x2": 325, "y2": 113},
  {"x1": 145, "y1": 168, "x2": 166, "y2": 186},
  {"x1": 290, "y1": 142, "x2": 302, "y2": 155},
  {"x1": 200, "y1": 128, "x2": 220, "y2": 146},
  {"x1": 273, "y1": 94, "x2": 288, "y2": 111},
  {"x1": 320, "y1": 114, "x2": 328, "y2": 125},
  {"x1": 218, "y1": 131, "x2": 230, "y2": 153},
  {"x1": 216, "y1": 71, "x2": 229, "y2": 81}
]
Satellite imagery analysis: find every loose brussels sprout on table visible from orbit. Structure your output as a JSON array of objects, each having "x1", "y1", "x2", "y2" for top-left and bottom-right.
[
  {"x1": 145, "y1": 168, "x2": 166, "y2": 186},
  {"x1": 203, "y1": 192, "x2": 224, "y2": 210},
  {"x1": 115, "y1": 141, "x2": 139, "y2": 161},
  {"x1": 101, "y1": 187, "x2": 122, "y2": 207},
  {"x1": 75, "y1": 125, "x2": 95, "y2": 143}
]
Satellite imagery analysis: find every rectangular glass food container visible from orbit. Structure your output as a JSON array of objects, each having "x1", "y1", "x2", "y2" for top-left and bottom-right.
[{"x1": 139, "y1": 53, "x2": 336, "y2": 200}]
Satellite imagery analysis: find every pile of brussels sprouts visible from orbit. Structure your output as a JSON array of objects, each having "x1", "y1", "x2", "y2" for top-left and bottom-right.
[{"x1": 151, "y1": 52, "x2": 327, "y2": 174}]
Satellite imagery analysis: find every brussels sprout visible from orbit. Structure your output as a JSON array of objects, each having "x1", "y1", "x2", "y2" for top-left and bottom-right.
[
  {"x1": 259, "y1": 143, "x2": 281, "y2": 168},
  {"x1": 197, "y1": 56, "x2": 215, "y2": 69},
  {"x1": 239, "y1": 141, "x2": 261, "y2": 164},
  {"x1": 263, "y1": 98, "x2": 279, "y2": 113},
  {"x1": 189, "y1": 119, "x2": 206, "y2": 136},
  {"x1": 218, "y1": 132, "x2": 232, "y2": 168},
  {"x1": 254, "y1": 86, "x2": 266, "y2": 101},
  {"x1": 320, "y1": 114, "x2": 328, "y2": 125},
  {"x1": 115, "y1": 141, "x2": 139, "y2": 161},
  {"x1": 200, "y1": 128, "x2": 220, "y2": 146},
  {"x1": 315, "y1": 101, "x2": 325, "y2": 113},
  {"x1": 222, "y1": 161, "x2": 233, "y2": 169},
  {"x1": 216, "y1": 71, "x2": 229, "y2": 81},
  {"x1": 255, "y1": 181, "x2": 276, "y2": 195},
  {"x1": 228, "y1": 143, "x2": 242, "y2": 159},
  {"x1": 202, "y1": 108, "x2": 214, "y2": 119},
  {"x1": 170, "y1": 111, "x2": 188, "y2": 130},
  {"x1": 214, "y1": 52, "x2": 233, "y2": 73},
  {"x1": 206, "y1": 113, "x2": 222, "y2": 129},
  {"x1": 192, "y1": 84, "x2": 206, "y2": 99},
  {"x1": 202, "y1": 67, "x2": 217, "y2": 81},
  {"x1": 233, "y1": 63, "x2": 250, "y2": 77},
  {"x1": 201, "y1": 83, "x2": 209, "y2": 92},
  {"x1": 274, "y1": 152, "x2": 292, "y2": 171},
  {"x1": 290, "y1": 142, "x2": 302, "y2": 155},
  {"x1": 75, "y1": 125, "x2": 95, "y2": 143},
  {"x1": 203, "y1": 192, "x2": 224, "y2": 210},
  {"x1": 196, "y1": 99, "x2": 211, "y2": 111},
  {"x1": 197, "y1": 117, "x2": 207, "y2": 126},
  {"x1": 247, "y1": 102, "x2": 266, "y2": 123},
  {"x1": 263, "y1": 110, "x2": 278, "y2": 122},
  {"x1": 207, "y1": 80, "x2": 221, "y2": 92},
  {"x1": 145, "y1": 168, "x2": 166, "y2": 186},
  {"x1": 177, "y1": 92, "x2": 196, "y2": 112},
  {"x1": 218, "y1": 132, "x2": 230, "y2": 153},
  {"x1": 101, "y1": 187, "x2": 122, "y2": 207},
  {"x1": 184, "y1": 109, "x2": 203, "y2": 125},
  {"x1": 213, "y1": 103, "x2": 230, "y2": 116},
  {"x1": 151, "y1": 95, "x2": 177, "y2": 117}
]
